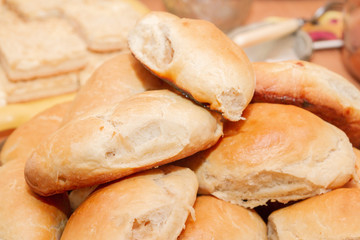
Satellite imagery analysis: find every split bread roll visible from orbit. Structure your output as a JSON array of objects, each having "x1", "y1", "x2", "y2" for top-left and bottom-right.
[
  {"x1": 252, "y1": 60, "x2": 360, "y2": 148},
  {"x1": 267, "y1": 188, "x2": 360, "y2": 239},
  {"x1": 178, "y1": 195, "x2": 267, "y2": 240},
  {"x1": 61, "y1": 165, "x2": 198, "y2": 240},
  {"x1": 0, "y1": 101, "x2": 71, "y2": 165},
  {"x1": 62, "y1": 52, "x2": 164, "y2": 124},
  {"x1": 178, "y1": 103, "x2": 356, "y2": 208},
  {"x1": 128, "y1": 11, "x2": 255, "y2": 121},
  {"x1": 0, "y1": 159, "x2": 70, "y2": 239},
  {"x1": 25, "y1": 89, "x2": 223, "y2": 196}
]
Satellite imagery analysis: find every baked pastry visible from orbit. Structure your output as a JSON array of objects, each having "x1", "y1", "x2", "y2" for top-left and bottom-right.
[
  {"x1": 0, "y1": 64, "x2": 79, "y2": 104},
  {"x1": 178, "y1": 195, "x2": 267, "y2": 240},
  {"x1": 61, "y1": 0, "x2": 149, "y2": 52},
  {"x1": 0, "y1": 101, "x2": 71, "y2": 165},
  {"x1": 25, "y1": 89, "x2": 223, "y2": 196},
  {"x1": 344, "y1": 148, "x2": 360, "y2": 188},
  {"x1": 267, "y1": 188, "x2": 360, "y2": 239},
  {"x1": 252, "y1": 60, "x2": 360, "y2": 147},
  {"x1": 128, "y1": 11, "x2": 255, "y2": 121},
  {"x1": 61, "y1": 165, "x2": 198, "y2": 240},
  {"x1": 0, "y1": 7, "x2": 87, "y2": 81},
  {"x1": 62, "y1": 53, "x2": 164, "y2": 124},
  {"x1": 0, "y1": 159, "x2": 70, "y2": 239},
  {"x1": 178, "y1": 103, "x2": 356, "y2": 208}
]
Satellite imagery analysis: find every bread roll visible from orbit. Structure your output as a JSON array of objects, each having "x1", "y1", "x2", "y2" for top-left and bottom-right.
[
  {"x1": 344, "y1": 148, "x2": 360, "y2": 188},
  {"x1": 267, "y1": 188, "x2": 360, "y2": 239},
  {"x1": 128, "y1": 11, "x2": 255, "y2": 121},
  {"x1": 25, "y1": 89, "x2": 223, "y2": 196},
  {"x1": 62, "y1": 52, "x2": 164, "y2": 124},
  {"x1": 0, "y1": 159, "x2": 70, "y2": 239},
  {"x1": 178, "y1": 103, "x2": 356, "y2": 208},
  {"x1": 0, "y1": 101, "x2": 71, "y2": 165},
  {"x1": 61, "y1": 165, "x2": 198, "y2": 240},
  {"x1": 178, "y1": 195, "x2": 267, "y2": 240},
  {"x1": 252, "y1": 60, "x2": 360, "y2": 147}
]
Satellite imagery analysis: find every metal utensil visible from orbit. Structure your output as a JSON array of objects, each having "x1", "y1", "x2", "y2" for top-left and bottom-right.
[{"x1": 228, "y1": 0, "x2": 344, "y2": 48}]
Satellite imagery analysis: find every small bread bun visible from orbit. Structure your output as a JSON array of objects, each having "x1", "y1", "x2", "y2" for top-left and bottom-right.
[
  {"x1": 61, "y1": 165, "x2": 198, "y2": 240},
  {"x1": 128, "y1": 11, "x2": 255, "y2": 121},
  {"x1": 252, "y1": 60, "x2": 360, "y2": 147},
  {"x1": 0, "y1": 101, "x2": 71, "y2": 165},
  {"x1": 268, "y1": 188, "x2": 360, "y2": 239},
  {"x1": 25, "y1": 89, "x2": 223, "y2": 196},
  {"x1": 0, "y1": 159, "x2": 70, "y2": 239},
  {"x1": 179, "y1": 103, "x2": 356, "y2": 208},
  {"x1": 62, "y1": 53, "x2": 164, "y2": 124},
  {"x1": 178, "y1": 195, "x2": 267, "y2": 240}
]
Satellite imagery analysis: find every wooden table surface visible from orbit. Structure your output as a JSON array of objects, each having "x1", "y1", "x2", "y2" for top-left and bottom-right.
[{"x1": 140, "y1": 0, "x2": 360, "y2": 89}]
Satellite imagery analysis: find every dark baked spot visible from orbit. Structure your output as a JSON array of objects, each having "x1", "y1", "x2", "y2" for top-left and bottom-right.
[{"x1": 295, "y1": 61, "x2": 304, "y2": 67}]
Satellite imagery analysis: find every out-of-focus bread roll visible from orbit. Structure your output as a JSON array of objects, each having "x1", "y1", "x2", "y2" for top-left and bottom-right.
[
  {"x1": 178, "y1": 195, "x2": 267, "y2": 240},
  {"x1": 62, "y1": 53, "x2": 164, "y2": 124},
  {"x1": 267, "y1": 188, "x2": 360, "y2": 240},
  {"x1": 252, "y1": 60, "x2": 360, "y2": 148},
  {"x1": 25, "y1": 89, "x2": 223, "y2": 196},
  {"x1": 0, "y1": 159, "x2": 70, "y2": 239},
  {"x1": 61, "y1": 165, "x2": 198, "y2": 240},
  {"x1": 179, "y1": 103, "x2": 356, "y2": 208},
  {"x1": 128, "y1": 11, "x2": 255, "y2": 121},
  {"x1": 5, "y1": 0, "x2": 62, "y2": 19},
  {"x1": 0, "y1": 101, "x2": 70, "y2": 165}
]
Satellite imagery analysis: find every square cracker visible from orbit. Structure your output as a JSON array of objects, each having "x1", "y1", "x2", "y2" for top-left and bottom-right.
[
  {"x1": 0, "y1": 9, "x2": 87, "y2": 81},
  {"x1": 62, "y1": 0, "x2": 148, "y2": 52},
  {"x1": 5, "y1": 0, "x2": 63, "y2": 19},
  {"x1": 0, "y1": 64, "x2": 79, "y2": 104}
]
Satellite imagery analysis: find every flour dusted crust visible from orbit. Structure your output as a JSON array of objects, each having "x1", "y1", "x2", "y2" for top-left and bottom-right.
[
  {"x1": 0, "y1": 160, "x2": 70, "y2": 239},
  {"x1": 128, "y1": 11, "x2": 255, "y2": 121},
  {"x1": 179, "y1": 103, "x2": 356, "y2": 208},
  {"x1": 25, "y1": 90, "x2": 223, "y2": 196},
  {"x1": 268, "y1": 188, "x2": 360, "y2": 240},
  {"x1": 178, "y1": 196, "x2": 267, "y2": 240},
  {"x1": 252, "y1": 60, "x2": 360, "y2": 148},
  {"x1": 61, "y1": 165, "x2": 198, "y2": 240}
]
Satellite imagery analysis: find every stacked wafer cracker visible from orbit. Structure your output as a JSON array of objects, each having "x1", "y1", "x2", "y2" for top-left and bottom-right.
[
  {"x1": 1, "y1": 10, "x2": 360, "y2": 240},
  {"x1": 0, "y1": 0, "x2": 149, "y2": 131}
]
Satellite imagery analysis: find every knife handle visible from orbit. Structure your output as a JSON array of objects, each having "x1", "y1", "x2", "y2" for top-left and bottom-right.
[{"x1": 230, "y1": 18, "x2": 304, "y2": 48}]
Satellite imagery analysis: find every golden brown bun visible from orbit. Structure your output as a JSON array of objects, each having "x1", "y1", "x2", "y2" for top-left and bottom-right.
[
  {"x1": 25, "y1": 89, "x2": 223, "y2": 196},
  {"x1": 61, "y1": 165, "x2": 198, "y2": 240},
  {"x1": 62, "y1": 52, "x2": 164, "y2": 124},
  {"x1": 268, "y1": 188, "x2": 360, "y2": 239},
  {"x1": 0, "y1": 159, "x2": 70, "y2": 239},
  {"x1": 0, "y1": 101, "x2": 71, "y2": 165},
  {"x1": 344, "y1": 148, "x2": 360, "y2": 188},
  {"x1": 252, "y1": 60, "x2": 360, "y2": 148},
  {"x1": 179, "y1": 103, "x2": 356, "y2": 208},
  {"x1": 178, "y1": 195, "x2": 267, "y2": 240},
  {"x1": 128, "y1": 11, "x2": 255, "y2": 121}
]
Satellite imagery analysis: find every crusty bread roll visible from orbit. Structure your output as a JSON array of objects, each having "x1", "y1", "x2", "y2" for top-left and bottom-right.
[
  {"x1": 61, "y1": 165, "x2": 198, "y2": 240},
  {"x1": 267, "y1": 188, "x2": 360, "y2": 239},
  {"x1": 178, "y1": 103, "x2": 356, "y2": 208},
  {"x1": 0, "y1": 159, "x2": 70, "y2": 239},
  {"x1": 0, "y1": 101, "x2": 71, "y2": 165},
  {"x1": 25, "y1": 89, "x2": 223, "y2": 196},
  {"x1": 344, "y1": 148, "x2": 360, "y2": 188},
  {"x1": 128, "y1": 11, "x2": 255, "y2": 121},
  {"x1": 62, "y1": 52, "x2": 164, "y2": 124},
  {"x1": 252, "y1": 60, "x2": 360, "y2": 147},
  {"x1": 178, "y1": 195, "x2": 267, "y2": 240}
]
